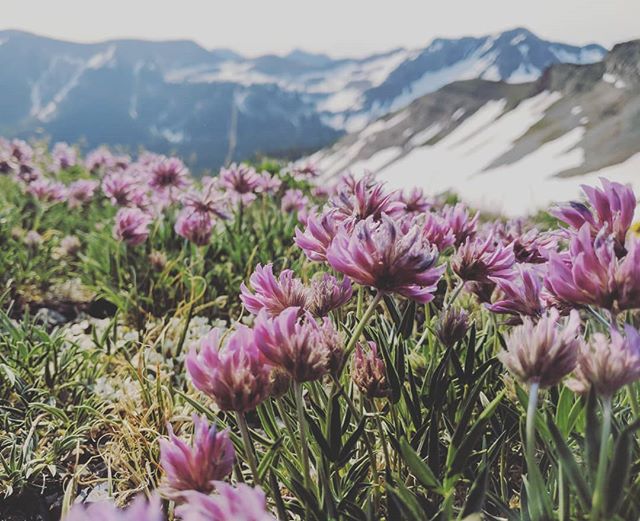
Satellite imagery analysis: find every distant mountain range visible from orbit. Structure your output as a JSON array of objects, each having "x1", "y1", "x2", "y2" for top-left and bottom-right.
[
  {"x1": 0, "y1": 28, "x2": 606, "y2": 169},
  {"x1": 312, "y1": 40, "x2": 640, "y2": 216}
]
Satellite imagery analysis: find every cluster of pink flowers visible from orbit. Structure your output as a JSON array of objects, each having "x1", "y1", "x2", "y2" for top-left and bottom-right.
[
  {"x1": 2, "y1": 140, "x2": 315, "y2": 252},
  {"x1": 495, "y1": 178, "x2": 640, "y2": 397},
  {"x1": 240, "y1": 264, "x2": 351, "y2": 318}
]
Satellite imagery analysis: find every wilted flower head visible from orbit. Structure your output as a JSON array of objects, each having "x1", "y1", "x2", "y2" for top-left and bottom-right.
[
  {"x1": 175, "y1": 209, "x2": 213, "y2": 246},
  {"x1": 352, "y1": 342, "x2": 389, "y2": 398},
  {"x1": 176, "y1": 483, "x2": 276, "y2": 521},
  {"x1": 24, "y1": 230, "x2": 43, "y2": 248},
  {"x1": 400, "y1": 187, "x2": 431, "y2": 214},
  {"x1": 566, "y1": 325, "x2": 640, "y2": 397},
  {"x1": 307, "y1": 273, "x2": 352, "y2": 316},
  {"x1": 51, "y1": 142, "x2": 77, "y2": 171},
  {"x1": 59, "y1": 235, "x2": 82, "y2": 257},
  {"x1": 220, "y1": 163, "x2": 260, "y2": 203},
  {"x1": 442, "y1": 203, "x2": 478, "y2": 246},
  {"x1": 436, "y1": 308, "x2": 469, "y2": 348},
  {"x1": 499, "y1": 308, "x2": 581, "y2": 388},
  {"x1": 330, "y1": 177, "x2": 404, "y2": 226},
  {"x1": 487, "y1": 265, "x2": 545, "y2": 319},
  {"x1": 281, "y1": 188, "x2": 308, "y2": 214},
  {"x1": 113, "y1": 207, "x2": 152, "y2": 246},
  {"x1": 64, "y1": 495, "x2": 163, "y2": 521},
  {"x1": 240, "y1": 264, "x2": 308, "y2": 316},
  {"x1": 551, "y1": 178, "x2": 636, "y2": 256},
  {"x1": 149, "y1": 156, "x2": 190, "y2": 193},
  {"x1": 451, "y1": 234, "x2": 515, "y2": 284},
  {"x1": 67, "y1": 179, "x2": 98, "y2": 208},
  {"x1": 186, "y1": 327, "x2": 272, "y2": 412},
  {"x1": 294, "y1": 209, "x2": 340, "y2": 262},
  {"x1": 254, "y1": 307, "x2": 333, "y2": 382},
  {"x1": 27, "y1": 179, "x2": 66, "y2": 203},
  {"x1": 327, "y1": 215, "x2": 444, "y2": 303},
  {"x1": 149, "y1": 250, "x2": 168, "y2": 271},
  {"x1": 159, "y1": 415, "x2": 235, "y2": 498},
  {"x1": 422, "y1": 212, "x2": 456, "y2": 251}
]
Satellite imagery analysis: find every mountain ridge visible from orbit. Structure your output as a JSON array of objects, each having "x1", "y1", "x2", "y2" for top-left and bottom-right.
[
  {"x1": 0, "y1": 27, "x2": 608, "y2": 169},
  {"x1": 311, "y1": 39, "x2": 640, "y2": 216}
]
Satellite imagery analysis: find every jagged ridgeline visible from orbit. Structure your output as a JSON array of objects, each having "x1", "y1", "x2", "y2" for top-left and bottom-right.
[
  {"x1": 313, "y1": 40, "x2": 640, "y2": 216},
  {"x1": 0, "y1": 28, "x2": 605, "y2": 170}
]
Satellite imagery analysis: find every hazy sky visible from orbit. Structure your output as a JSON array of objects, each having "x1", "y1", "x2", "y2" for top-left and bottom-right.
[{"x1": 2, "y1": 0, "x2": 638, "y2": 57}]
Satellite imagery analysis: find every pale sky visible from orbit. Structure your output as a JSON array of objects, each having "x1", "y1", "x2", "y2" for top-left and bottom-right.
[{"x1": 2, "y1": 0, "x2": 638, "y2": 57}]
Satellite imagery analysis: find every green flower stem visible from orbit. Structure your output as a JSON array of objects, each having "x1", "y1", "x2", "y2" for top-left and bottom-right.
[
  {"x1": 591, "y1": 396, "x2": 612, "y2": 520},
  {"x1": 235, "y1": 411, "x2": 261, "y2": 486},
  {"x1": 526, "y1": 382, "x2": 540, "y2": 469},
  {"x1": 236, "y1": 200, "x2": 244, "y2": 235},
  {"x1": 588, "y1": 306, "x2": 611, "y2": 328},
  {"x1": 276, "y1": 397, "x2": 301, "y2": 461},
  {"x1": 332, "y1": 376, "x2": 379, "y2": 484},
  {"x1": 341, "y1": 291, "x2": 382, "y2": 370},
  {"x1": 627, "y1": 383, "x2": 639, "y2": 419},
  {"x1": 294, "y1": 381, "x2": 312, "y2": 493},
  {"x1": 445, "y1": 280, "x2": 465, "y2": 310},
  {"x1": 390, "y1": 403, "x2": 402, "y2": 474},
  {"x1": 368, "y1": 399, "x2": 391, "y2": 474},
  {"x1": 174, "y1": 299, "x2": 194, "y2": 360},
  {"x1": 559, "y1": 462, "x2": 568, "y2": 521}
]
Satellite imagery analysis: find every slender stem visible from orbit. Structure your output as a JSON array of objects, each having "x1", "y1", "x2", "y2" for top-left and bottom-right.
[
  {"x1": 627, "y1": 383, "x2": 639, "y2": 419},
  {"x1": 445, "y1": 280, "x2": 464, "y2": 310},
  {"x1": 276, "y1": 398, "x2": 301, "y2": 460},
  {"x1": 591, "y1": 396, "x2": 613, "y2": 520},
  {"x1": 369, "y1": 401, "x2": 391, "y2": 473},
  {"x1": 559, "y1": 462, "x2": 568, "y2": 521},
  {"x1": 236, "y1": 200, "x2": 244, "y2": 235},
  {"x1": 341, "y1": 291, "x2": 382, "y2": 371},
  {"x1": 526, "y1": 382, "x2": 540, "y2": 470},
  {"x1": 588, "y1": 306, "x2": 611, "y2": 328},
  {"x1": 390, "y1": 403, "x2": 402, "y2": 473},
  {"x1": 235, "y1": 411, "x2": 261, "y2": 486},
  {"x1": 294, "y1": 381, "x2": 312, "y2": 493},
  {"x1": 174, "y1": 299, "x2": 194, "y2": 359},
  {"x1": 356, "y1": 286, "x2": 363, "y2": 318},
  {"x1": 332, "y1": 376, "x2": 378, "y2": 486}
]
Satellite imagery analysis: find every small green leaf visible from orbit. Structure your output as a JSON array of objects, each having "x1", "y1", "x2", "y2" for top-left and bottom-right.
[
  {"x1": 399, "y1": 437, "x2": 442, "y2": 491},
  {"x1": 546, "y1": 416, "x2": 591, "y2": 510}
]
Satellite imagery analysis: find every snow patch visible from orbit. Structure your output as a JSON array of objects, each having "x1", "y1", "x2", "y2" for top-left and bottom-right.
[
  {"x1": 366, "y1": 91, "x2": 570, "y2": 215},
  {"x1": 347, "y1": 147, "x2": 403, "y2": 174},
  {"x1": 408, "y1": 124, "x2": 443, "y2": 147},
  {"x1": 508, "y1": 63, "x2": 541, "y2": 83},
  {"x1": 359, "y1": 111, "x2": 409, "y2": 139},
  {"x1": 452, "y1": 108, "x2": 466, "y2": 121},
  {"x1": 602, "y1": 73, "x2": 627, "y2": 89},
  {"x1": 551, "y1": 46, "x2": 605, "y2": 64},
  {"x1": 87, "y1": 46, "x2": 115, "y2": 69}
]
